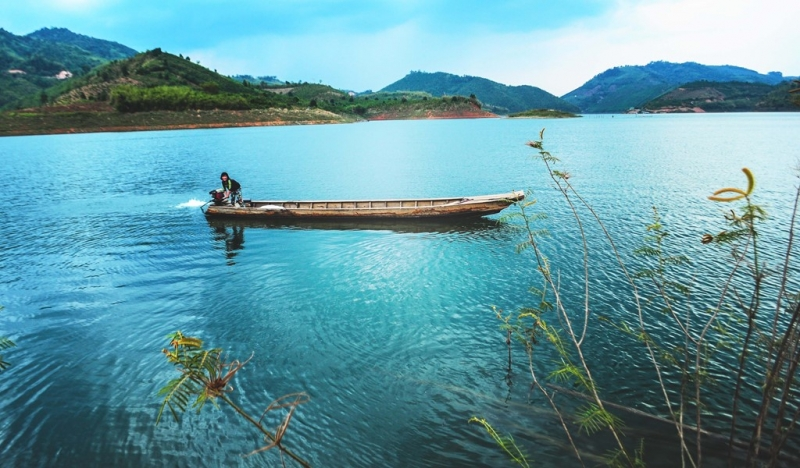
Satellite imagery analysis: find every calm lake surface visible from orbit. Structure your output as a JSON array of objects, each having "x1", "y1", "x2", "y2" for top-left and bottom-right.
[{"x1": 1, "y1": 114, "x2": 799, "y2": 467}]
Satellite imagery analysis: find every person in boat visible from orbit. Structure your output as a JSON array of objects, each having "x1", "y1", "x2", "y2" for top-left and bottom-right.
[{"x1": 220, "y1": 172, "x2": 242, "y2": 206}]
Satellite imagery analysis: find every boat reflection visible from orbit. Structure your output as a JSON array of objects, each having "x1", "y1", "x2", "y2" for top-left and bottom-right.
[
  {"x1": 210, "y1": 222, "x2": 245, "y2": 262},
  {"x1": 205, "y1": 215, "x2": 506, "y2": 235}
]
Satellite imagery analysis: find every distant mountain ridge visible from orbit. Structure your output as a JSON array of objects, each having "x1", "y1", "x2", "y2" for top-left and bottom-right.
[
  {"x1": 2, "y1": 25, "x2": 798, "y2": 119},
  {"x1": 381, "y1": 71, "x2": 580, "y2": 114},
  {"x1": 562, "y1": 61, "x2": 792, "y2": 113}
]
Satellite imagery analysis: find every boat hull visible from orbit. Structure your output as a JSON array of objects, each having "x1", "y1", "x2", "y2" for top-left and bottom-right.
[{"x1": 203, "y1": 191, "x2": 524, "y2": 219}]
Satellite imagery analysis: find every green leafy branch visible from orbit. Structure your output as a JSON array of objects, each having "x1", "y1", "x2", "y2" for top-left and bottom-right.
[
  {"x1": 0, "y1": 336, "x2": 15, "y2": 372},
  {"x1": 157, "y1": 331, "x2": 310, "y2": 467},
  {"x1": 469, "y1": 417, "x2": 530, "y2": 467},
  {"x1": 0, "y1": 305, "x2": 14, "y2": 372}
]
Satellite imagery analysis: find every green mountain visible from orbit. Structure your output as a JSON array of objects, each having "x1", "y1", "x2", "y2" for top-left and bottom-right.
[
  {"x1": 24, "y1": 48, "x2": 297, "y2": 111},
  {"x1": 26, "y1": 27, "x2": 137, "y2": 61},
  {"x1": 0, "y1": 27, "x2": 138, "y2": 109},
  {"x1": 642, "y1": 80, "x2": 799, "y2": 112},
  {"x1": 562, "y1": 61, "x2": 791, "y2": 113},
  {"x1": 1, "y1": 28, "x2": 106, "y2": 74},
  {"x1": 380, "y1": 71, "x2": 580, "y2": 114}
]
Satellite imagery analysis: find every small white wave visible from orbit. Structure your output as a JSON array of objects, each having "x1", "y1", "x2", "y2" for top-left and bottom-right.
[{"x1": 176, "y1": 199, "x2": 207, "y2": 208}]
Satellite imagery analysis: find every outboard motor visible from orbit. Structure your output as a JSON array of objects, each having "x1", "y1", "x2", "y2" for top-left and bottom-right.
[{"x1": 209, "y1": 189, "x2": 227, "y2": 206}]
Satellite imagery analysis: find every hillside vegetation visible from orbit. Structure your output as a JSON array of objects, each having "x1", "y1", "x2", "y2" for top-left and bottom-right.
[
  {"x1": 10, "y1": 48, "x2": 299, "y2": 111},
  {"x1": 356, "y1": 92, "x2": 494, "y2": 120},
  {"x1": 381, "y1": 71, "x2": 579, "y2": 114},
  {"x1": 26, "y1": 27, "x2": 137, "y2": 61},
  {"x1": 0, "y1": 28, "x2": 137, "y2": 109},
  {"x1": 642, "y1": 80, "x2": 798, "y2": 113},
  {"x1": 232, "y1": 74, "x2": 284, "y2": 86},
  {"x1": 562, "y1": 61, "x2": 792, "y2": 113}
]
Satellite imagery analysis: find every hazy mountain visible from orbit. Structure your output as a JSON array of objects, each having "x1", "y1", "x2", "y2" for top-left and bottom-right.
[
  {"x1": 561, "y1": 61, "x2": 791, "y2": 113},
  {"x1": 381, "y1": 71, "x2": 580, "y2": 114}
]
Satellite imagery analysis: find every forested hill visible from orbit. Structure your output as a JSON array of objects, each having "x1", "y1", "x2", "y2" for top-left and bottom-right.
[
  {"x1": 26, "y1": 27, "x2": 137, "y2": 61},
  {"x1": 642, "y1": 80, "x2": 799, "y2": 113},
  {"x1": 33, "y1": 48, "x2": 295, "y2": 111},
  {"x1": 1, "y1": 28, "x2": 110, "y2": 75},
  {"x1": 562, "y1": 61, "x2": 791, "y2": 113},
  {"x1": 0, "y1": 27, "x2": 138, "y2": 109},
  {"x1": 381, "y1": 71, "x2": 580, "y2": 114}
]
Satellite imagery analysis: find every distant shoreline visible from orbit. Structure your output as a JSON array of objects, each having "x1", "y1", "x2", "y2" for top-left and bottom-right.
[
  {"x1": 508, "y1": 109, "x2": 580, "y2": 118},
  {"x1": 0, "y1": 119, "x2": 346, "y2": 137},
  {"x1": 0, "y1": 107, "x2": 349, "y2": 137},
  {"x1": 0, "y1": 106, "x2": 498, "y2": 137}
]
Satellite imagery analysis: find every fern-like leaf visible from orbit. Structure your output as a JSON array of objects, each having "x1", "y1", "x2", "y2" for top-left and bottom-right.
[
  {"x1": 549, "y1": 362, "x2": 583, "y2": 384},
  {"x1": 469, "y1": 417, "x2": 531, "y2": 467},
  {"x1": 515, "y1": 241, "x2": 533, "y2": 254},
  {"x1": 577, "y1": 404, "x2": 624, "y2": 435},
  {"x1": 157, "y1": 373, "x2": 201, "y2": 424},
  {"x1": 0, "y1": 337, "x2": 14, "y2": 351},
  {"x1": 0, "y1": 336, "x2": 15, "y2": 372}
]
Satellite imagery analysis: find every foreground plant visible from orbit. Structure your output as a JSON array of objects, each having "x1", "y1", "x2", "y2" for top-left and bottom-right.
[
  {"x1": 157, "y1": 331, "x2": 310, "y2": 467},
  {"x1": 705, "y1": 169, "x2": 800, "y2": 467},
  {"x1": 475, "y1": 130, "x2": 799, "y2": 467},
  {"x1": 0, "y1": 305, "x2": 14, "y2": 373},
  {"x1": 499, "y1": 130, "x2": 638, "y2": 466},
  {"x1": 0, "y1": 337, "x2": 14, "y2": 372},
  {"x1": 469, "y1": 417, "x2": 530, "y2": 467}
]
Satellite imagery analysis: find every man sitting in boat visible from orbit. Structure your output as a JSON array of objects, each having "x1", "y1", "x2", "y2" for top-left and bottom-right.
[{"x1": 220, "y1": 172, "x2": 242, "y2": 206}]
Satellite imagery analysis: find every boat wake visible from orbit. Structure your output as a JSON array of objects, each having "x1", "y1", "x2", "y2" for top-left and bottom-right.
[{"x1": 176, "y1": 199, "x2": 207, "y2": 208}]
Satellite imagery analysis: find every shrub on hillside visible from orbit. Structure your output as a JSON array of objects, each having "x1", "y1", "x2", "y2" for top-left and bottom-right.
[{"x1": 110, "y1": 85, "x2": 250, "y2": 112}]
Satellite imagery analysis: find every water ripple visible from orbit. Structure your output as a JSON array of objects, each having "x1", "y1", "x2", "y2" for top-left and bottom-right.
[{"x1": 1, "y1": 116, "x2": 799, "y2": 466}]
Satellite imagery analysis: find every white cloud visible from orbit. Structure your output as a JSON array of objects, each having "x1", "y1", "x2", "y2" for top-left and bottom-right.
[
  {"x1": 190, "y1": 22, "x2": 428, "y2": 91},
  {"x1": 509, "y1": 0, "x2": 800, "y2": 94},
  {"x1": 47, "y1": 0, "x2": 110, "y2": 10},
  {"x1": 191, "y1": 0, "x2": 800, "y2": 96}
]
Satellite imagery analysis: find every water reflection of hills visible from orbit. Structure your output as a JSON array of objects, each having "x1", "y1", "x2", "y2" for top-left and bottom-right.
[{"x1": 206, "y1": 216, "x2": 506, "y2": 234}]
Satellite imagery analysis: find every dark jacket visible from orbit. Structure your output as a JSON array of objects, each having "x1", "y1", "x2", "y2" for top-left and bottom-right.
[{"x1": 222, "y1": 178, "x2": 241, "y2": 192}]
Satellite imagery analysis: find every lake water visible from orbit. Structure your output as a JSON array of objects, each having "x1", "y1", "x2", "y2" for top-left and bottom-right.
[{"x1": 1, "y1": 114, "x2": 799, "y2": 467}]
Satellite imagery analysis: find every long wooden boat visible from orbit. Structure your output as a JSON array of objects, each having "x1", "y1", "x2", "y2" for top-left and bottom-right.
[{"x1": 203, "y1": 191, "x2": 524, "y2": 219}]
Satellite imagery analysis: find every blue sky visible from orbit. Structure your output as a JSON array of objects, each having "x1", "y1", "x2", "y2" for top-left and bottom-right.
[{"x1": 2, "y1": 0, "x2": 798, "y2": 95}]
